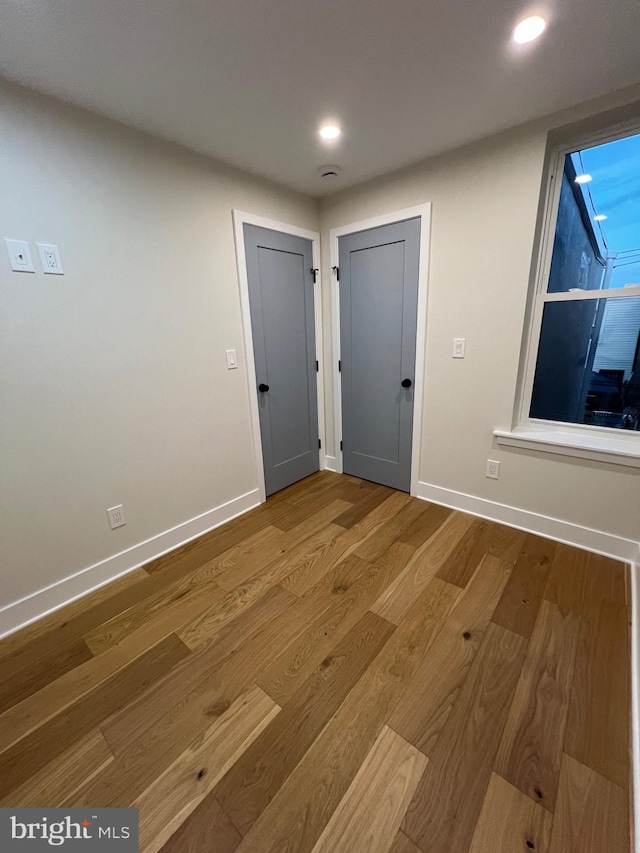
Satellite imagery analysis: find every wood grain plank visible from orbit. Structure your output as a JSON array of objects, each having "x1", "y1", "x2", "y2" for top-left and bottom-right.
[
  {"x1": 135, "y1": 685, "x2": 280, "y2": 853},
  {"x1": 233, "y1": 577, "x2": 460, "y2": 853},
  {"x1": 101, "y1": 585, "x2": 296, "y2": 756},
  {"x1": 280, "y1": 492, "x2": 417, "y2": 597},
  {"x1": 0, "y1": 569, "x2": 148, "y2": 659},
  {"x1": 0, "y1": 638, "x2": 93, "y2": 714},
  {"x1": 354, "y1": 499, "x2": 429, "y2": 563},
  {"x1": 254, "y1": 523, "x2": 346, "y2": 596},
  {"x1": 494, "y1": 600, "x2": 580, "y2": 812},
  {"x1": 0, "y1": 550, "x2": 222, "y2": 676},
  {"x1": 215, "y1": 611, "x2": 395, "y2": 835},
  {"x1": 397, "y1": 502, "x2": 452, "y2": 549},
  {"x1": 389, "y1": 832, "x2": 422, "y2": 853},
  {"x1": 273, "y1": 489, "x2": 354, "y2": 531},
  {"x1": 144, "y1": 499, "x2": 296, "y2": 575},
  {"x1": 0, "y1": 633, "x2": 189, "y2": 800},
  {"x1": 73, "y1": 589, "x2": 332, "y2": 807},
  {"x1": 548, "y1": 754, "x2": 630, "y2": 853},
  {"x1": 258, "y1": 546, "x2": 413, "y2": 705},
  {"x1": 0, "y1": 729, "x2": 113, "y2": 808},
  {"x1": 213, "y1": 514, "x2": 353, "y2": 593},
  {"x1": 564, "y1": 595, "x2": 630, "y2": 789},
  {"x1": 266, "y1": 472, "x2": 341, "y2": 507},
  {"x1": 0, "y1": 624, "x2": 194, "y2": 755},
  {"x1": 388, "y1": 554, "x2": 511, "y2": 754},
  {"x1": 84, "y1": 576, "x2": 227, "y2": 655},
  {"x1": 401, "y1": 623, "x2": 528, "y2": 853},
  {"x1": 543, "y1": 544, "x2": 587, "y2": 617},
  {"x1": 332, "y1": 485, "x2": 395, "y2": 529},
  {"x1": 196, "y1": 525, "x2": 288, "y2": 591},
  {"x1": 370, "y1": 511, "x2": 476, "y2": 625},
  {"x1": 582, "y1": 552, "x2": 627, "y2": 606},
  {"x1": 310, "y1": 726, "x2": 427, "y2": 853},
  {"x1": 492, "y1": 534, "x2": 555, "y2": 638},
  {"x1": 435, "y1": 518, "x2": 491, "y2": 588},
  {"x1": 467, "y1": 772, "x2": 552, "y2": 853},
  {"x1": 174, "y1": 502, "x2": 350, "y2": 651},
  {"x1": 158, "y1": 795, "x2": 241, "y2": 853}
]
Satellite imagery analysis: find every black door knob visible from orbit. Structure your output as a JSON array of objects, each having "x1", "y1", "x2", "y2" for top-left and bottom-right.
[
  {"x1": 258, "y1": 383, "x2": 270, "y2": 392},
  {"x1": 401, "y1": 378, "x2": 412, "y2": 388}
]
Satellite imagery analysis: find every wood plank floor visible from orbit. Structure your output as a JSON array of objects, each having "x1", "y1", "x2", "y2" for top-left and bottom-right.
[{"x1": 0, "y1": 471, "x2": 631, "y2": 853}]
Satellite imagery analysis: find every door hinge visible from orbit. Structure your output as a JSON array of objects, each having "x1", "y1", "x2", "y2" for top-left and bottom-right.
[
  {"x1": 311, "y1": 268, "x2": 319, "y2": 283},
  {"x1": 338, "y1": 360, "x2": 341, "y2": 372},
  {"x1": 318, "y1": 439, "x2": 322, "y2": 449},
  {"x1": 332, "y1": 266, "x2": 340, "y2": 281},
  {"x1": 340, "y1": 440, "x2": 343, "y2": 451},
  {"x1": 316, "y1": 360, "x2": 319, "y2": 372}
]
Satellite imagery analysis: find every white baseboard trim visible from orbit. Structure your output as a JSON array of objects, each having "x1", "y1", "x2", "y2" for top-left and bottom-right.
[
  {"x1": 324, "y1": 455, "x2": 337, "y2": 472},
  {"x1": 631, "y1": 563, "x2": 640, "y2": 853},
  {"x1": 0, "y1": 488, "x2": 261, "y2": 640},
  {"x1": 415, "y1": 481, "x2": 640, "y2": 564}
]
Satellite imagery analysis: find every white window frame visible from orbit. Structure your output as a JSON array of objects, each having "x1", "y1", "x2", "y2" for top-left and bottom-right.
[{"x1": 495, "y1": 119, "x2": 640, "y2": 469}]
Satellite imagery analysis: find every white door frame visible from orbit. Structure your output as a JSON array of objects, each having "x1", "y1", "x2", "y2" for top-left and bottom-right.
[
  {"x1": 329, "y1": 203, "x2": 432, "y2": 497},
  {"x1": 232, "y1": 210, "x2": 325, "y2": 504}
]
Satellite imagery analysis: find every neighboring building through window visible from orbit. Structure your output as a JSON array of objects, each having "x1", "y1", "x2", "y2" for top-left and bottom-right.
[{"x1": 527, "y1": 129, "x2": 640, "y2": 432}]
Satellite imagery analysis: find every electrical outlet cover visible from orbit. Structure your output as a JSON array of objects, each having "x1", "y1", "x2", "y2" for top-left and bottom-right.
[
  {"x1": 37, "y1": 243, "x2": 64, "y2": 275},
  {"x1": 107, "y1": 505, "x2": 126, "y2": 529},
  {"x1": 485, "y1": 459, "x2": 501, "y2": 480}
]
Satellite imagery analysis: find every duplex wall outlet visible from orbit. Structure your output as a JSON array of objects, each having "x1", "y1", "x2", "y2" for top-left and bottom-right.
[
  {"x1": 485, "y1": 459, "x2": 501, "y2": 480},
  {"x1": 107, "y1": 504, "x2": 126, "y2": 529},
  {"x1": 37, "y1": 243, "x2": 64, "y2": 275},
  {"x1": 5, "y1": 238, "x2": 35, "y2": 273}
]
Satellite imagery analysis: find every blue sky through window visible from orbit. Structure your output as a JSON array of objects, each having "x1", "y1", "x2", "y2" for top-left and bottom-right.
[{"x1": 570, "y1": 132, "x2": 640, "y2": 288}]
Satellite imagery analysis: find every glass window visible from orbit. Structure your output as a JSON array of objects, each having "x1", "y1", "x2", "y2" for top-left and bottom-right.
[
  {"x1": 526, "y1": 128, "x2": 640, "y2": 432},
  {"x1": 530, "y1": 297, "x2": 640, "y2": 430}
]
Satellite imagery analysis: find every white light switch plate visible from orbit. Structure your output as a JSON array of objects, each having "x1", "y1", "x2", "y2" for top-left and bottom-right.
[
  {"x1": 453, "y1": 338, "x2": 466, "y2": 358},
  {"x1": 37, "y1": 243, "x2": 64, "y2": 275},
  {"x1": 5, "y1": 238, "x2": 35, "y2": 273},
  {"x1": 225, "y1": 349, "x2": 238, "y2": 369}
]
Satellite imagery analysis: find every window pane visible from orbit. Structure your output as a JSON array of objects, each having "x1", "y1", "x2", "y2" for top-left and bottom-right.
[
  {"x1": 547, "y1": 169, "x2": 605, "y2": 294},
  {"x1": 530, "y1": 296, "x2": 640, "y2": 430},
  {"x1": 610, "y1": 259, "x2": 640, "y2": 289}
]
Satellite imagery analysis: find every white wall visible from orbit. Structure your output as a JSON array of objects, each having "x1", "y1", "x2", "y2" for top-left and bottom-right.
[
  {"x1": 0, "y1": 80, "x2": 318, "y2": 626},
  {"x1": 320, "y1": 89, "x2": 640, "y2": 552}
]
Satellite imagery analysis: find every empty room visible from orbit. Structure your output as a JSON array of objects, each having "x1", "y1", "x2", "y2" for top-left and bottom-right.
[{"x1": 1, "y1": 1, "x2": 639, "y2": 851}]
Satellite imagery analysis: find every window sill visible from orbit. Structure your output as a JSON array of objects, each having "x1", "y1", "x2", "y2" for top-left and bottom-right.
[{"x1": 493, "y1": 427, "x2": 640, "y2": 469}]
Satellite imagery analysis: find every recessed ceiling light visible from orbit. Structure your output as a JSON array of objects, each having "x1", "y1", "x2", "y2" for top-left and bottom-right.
[
  {"x1": 574, "y1": 173, "x2": 593, "y2": 184},
  {"x1": 594, "y1": 214, "x2": 608, "y2": 221},
  {"x1": 512, "y1": 15, "x2": 547, "y2": 44},
  {"x1": 319, "y1": 124, "x2": 341, "y2": 140}
]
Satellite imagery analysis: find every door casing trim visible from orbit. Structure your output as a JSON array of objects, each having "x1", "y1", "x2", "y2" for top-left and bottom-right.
[
  {"x1": 329, "y1": 203, "x2": 432, "y2": 496},
  {"x1": 232, "y1": 210, "x2": 325, "y2": 503}
]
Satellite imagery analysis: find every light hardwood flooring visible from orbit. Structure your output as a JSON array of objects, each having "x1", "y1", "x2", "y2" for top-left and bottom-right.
[{"x1": 0, "y1": 471, "x2": 631, "y2": 853}]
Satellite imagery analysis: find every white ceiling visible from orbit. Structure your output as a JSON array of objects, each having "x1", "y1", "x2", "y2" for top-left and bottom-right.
[{"x1": 1, "y1": 0, "x2": 639, "y2": 196}]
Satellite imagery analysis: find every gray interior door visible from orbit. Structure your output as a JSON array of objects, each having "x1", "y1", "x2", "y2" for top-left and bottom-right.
[
  {"x1": 339, "y1": 218, "x2": 420, "y2": 492},
  {"x1": 244, "y1": 224, "x2": 319, "y2": 496}
]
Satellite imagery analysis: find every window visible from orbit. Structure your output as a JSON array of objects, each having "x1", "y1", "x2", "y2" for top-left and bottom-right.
[{"x1": 523, "y1": 128, "x2": 640, "y2": 438}]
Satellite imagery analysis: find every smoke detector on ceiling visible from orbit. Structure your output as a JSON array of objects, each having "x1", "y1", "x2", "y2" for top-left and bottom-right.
[{"x1": 319, "y1": 165, "x2": 340, "y2": 180}]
